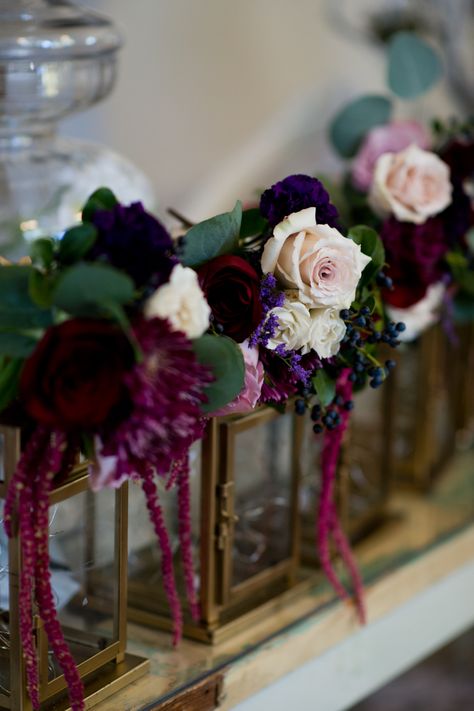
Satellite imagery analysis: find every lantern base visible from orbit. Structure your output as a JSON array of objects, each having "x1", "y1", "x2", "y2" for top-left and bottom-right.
[{"x1": 34, "y1": 654, "x2": 149, "y2": 711}]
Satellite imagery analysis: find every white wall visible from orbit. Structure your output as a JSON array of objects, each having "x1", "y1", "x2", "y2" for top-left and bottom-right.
[{"x1": 63, "y1": 1, "x2": 456, "y2": 218}]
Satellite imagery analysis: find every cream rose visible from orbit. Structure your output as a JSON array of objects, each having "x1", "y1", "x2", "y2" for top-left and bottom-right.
[
  {"x1": 266, "y1": 297, "x2": 312, "y2": 354},
  {"x1": 386, "y1": 282, "x2": 445, "y2": 342},
  {"x1": 369, "y1": 144, "x2": 452, "y2": 224},
  {"x1": 261, "y1": 207, "x2": 371, "y2": 309},
  {"x1": 308, "y1": 307, "x2": 347, "y2": 359},
  {"x1": 144, "y1": 263, "x2": 210, "y2": 338}
]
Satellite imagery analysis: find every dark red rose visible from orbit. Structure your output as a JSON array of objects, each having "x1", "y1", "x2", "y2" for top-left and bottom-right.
[
  {"x1": 197, "y1": 255, "x2": 263, "y2": 342},
  {"x1": 20, "y1": 319, "x2": 134, "y2": 430}
]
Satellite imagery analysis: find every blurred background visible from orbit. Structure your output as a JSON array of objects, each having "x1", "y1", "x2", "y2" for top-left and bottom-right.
[{"x1": 61, "y1": 0, "x2": 470, "y2": 220}]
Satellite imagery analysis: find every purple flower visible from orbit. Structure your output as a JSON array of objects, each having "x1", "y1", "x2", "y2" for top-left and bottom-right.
[
  {"x1": 259, "y1": 174, "x2": 339, "y2": 228},
  {"x1": 249, "y1": 273, "x2": 285, "y2": 348},
  {"x1": 259, "y1": 348, "x2": 321, "y2": 404},
  {"x1": 89, "y1": 201, "x2": 175, "y2": 287}
]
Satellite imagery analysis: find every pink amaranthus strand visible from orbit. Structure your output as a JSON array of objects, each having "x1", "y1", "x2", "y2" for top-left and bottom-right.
[
  {"x1": 175, "y1": 454, "x2": 200, "y2": 621},
  {"x1": 33, "y1": 430, "x2": 85, "y2": 711},
  {"x1": 317, "y1": 368, "x2": 365, "y2": 621},
  {"x1": 141, "y1": 463, "x2": 183, "y2": 645},
  {"x1": 3, "y1": 426, "x2": 50, "y2": 709}
]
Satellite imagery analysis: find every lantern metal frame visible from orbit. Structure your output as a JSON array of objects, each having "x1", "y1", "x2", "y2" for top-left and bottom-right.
[
  {"x1": 127, "y1": 404, "x2": 305, "y2": 644},
  {"x1": 0, "y1": 425, "x2": 149, "y2": 711}
]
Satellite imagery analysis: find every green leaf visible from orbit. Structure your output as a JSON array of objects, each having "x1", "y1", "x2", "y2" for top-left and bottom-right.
[
  {"x1": 82, "y1": 187, "x2": 118, "y2": 222},
  {"x1": 240, "y1": 208, "x2": 268, "y2": 239},
  {"x1": 330, "y1": 95, "x2": 392, "y2": 158},
  {"x1": 30, "y1": 238, "x2": 55, "y2": 269},
  {"x1": 28, "y1": 269, "x2": 58, "y2": 309},
  {"x1": 192, "y1": 334, "x2": 245, "y2": 413},
  {"x1": 0, "y1": 266, "x2": 53, "y2": 329},
  {"x1": 453, "y1": 293, "x2": 474, "y2": 323},
  {"x1": 446, "y1": 252, "x2": 474, "y2": 296},
  {"x1": 0, "y1": 358, "x2": 22, "y2": 412},
  {"x1": 52, "y1": 263, "x2": 134, "y2": 316},
  {"x1": 0, "y1": 332, "x2": 38, "y2": 358},
  {"x1": 181, "y1": 201, "x2": 242, "y2": 268},
  {"x1": 58, "y1": 223, "x2": 97, "y2": 264},
  {"x1": 388, "y1": 32, "x2": 442, "y2": 99},
  {"x1": 348, "y1": 225, "x2": 386, "y2": 288},
  {"x1": 312, "y1": 369, "x2": 336, "y2": 407}
]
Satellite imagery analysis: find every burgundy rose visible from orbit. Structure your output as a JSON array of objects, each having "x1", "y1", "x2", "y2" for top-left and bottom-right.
[
  {"x1": 21, "y1": 319, "x2": 134, "y2": 430},
  {"x1": 381, "y1": 217, "x2": 450, "y2": 308},
  {"x1": 197, "y1": 255, "x2": 263, "y2": 342}
]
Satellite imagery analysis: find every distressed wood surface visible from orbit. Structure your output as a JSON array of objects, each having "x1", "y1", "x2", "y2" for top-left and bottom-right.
[{"x1": 95, "y1": 450, "x2": 474, "y2": 711}]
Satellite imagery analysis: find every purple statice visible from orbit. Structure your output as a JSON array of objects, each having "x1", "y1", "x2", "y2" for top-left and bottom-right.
[
  {"x1": 88, "y1": 201, "x2": 175, "y2": 287},
  {"x1": 249, "y1": 273, "x2": 285, "y2": 347},
  {"x1": 259, "y1": 174, "x2": 339, "y2": 228}
]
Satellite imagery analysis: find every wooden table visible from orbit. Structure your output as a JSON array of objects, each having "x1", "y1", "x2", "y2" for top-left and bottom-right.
[{"x1": 95, "y1": 450, "x2": 474, "y2": 711}]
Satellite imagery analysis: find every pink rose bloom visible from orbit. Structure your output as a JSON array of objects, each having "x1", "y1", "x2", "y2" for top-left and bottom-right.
[
  {"x1": 212, "y1": 341, "x2": 264, "y2": 417},
  {"x1": 352, "y1": 120, "x2": 430, "y2": 191}
]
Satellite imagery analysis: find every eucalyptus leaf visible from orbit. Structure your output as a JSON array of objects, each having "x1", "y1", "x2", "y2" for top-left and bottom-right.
[
  {"x1": 181, "y1": 201, "x2": 242, "y2": 268},
  {"x1": 240, "y1": 208, "x2": 268, "y2": 239},
  {"x1": 312, "y1": 369, "x2": 336, "y2": 407},
  {"x1": 330, "y1": 95, "x2": 392, "y2": 158},
  {"x1": 29, "y1": 270, "x2": 58, "y2": 309},
  {"x1": 388, "y1": 32, "x2": 442, "y2": 99},
  {"x1": 453, "y1": 293, "x2": 474, "y2": 323},
  {"x1": 82, "y1": 187, "x2": 118, "y2": 222},
  {"x1": 0, "y1": 358, "x2": 22, "y2": 412},
  {"x1": 192, "y1": 334, "x2": 245, "y2": 413},
  {"x1": 30, "y1": 238, "x2": 55, "y2": 269},
  {"x1": 0, "y1": 266, "x2": 53, "y2": 329},
  {"x1": 348, "y1": 225, "x2": 385, "y2": 288},
  {"x1": 59, "y1": 223, "x2": 97, "y2": 264},
  {"x1": 52, "y1": 263, "x2": 134, "y2": 316},
  {"x1": 0, "y1": 332, "x2": 38, "y2": 358}
]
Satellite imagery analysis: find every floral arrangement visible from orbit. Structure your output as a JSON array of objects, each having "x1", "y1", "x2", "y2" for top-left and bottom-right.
[
  {"x1": 0, "y1": 175, "x2": 402, "y2": 710},
  {"x1": 328, "y1": 31, "x2": 474, "y2": 341}
]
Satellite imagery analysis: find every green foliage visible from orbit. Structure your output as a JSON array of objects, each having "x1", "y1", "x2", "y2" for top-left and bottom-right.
[
  {"x1": 0, "y1": 266, "x2": 53, "y2": 329},
  {"x1": 453, "y1": 293, "x2": 474, "y2": 323},
  {"x1": 240, "y1": 208, "x2": 268, "y2": 239},
  {"x1": 58, "y1": 223, "x2": 97, "y2": 264},
  {"x1": 0, "y1": 357, "x2": 23, "y2": 412},
  {"x1": 181, "y1": 201, "x2": 242, "y2": 268},
  {"x1": 312, "y1": 369, "x2": 336, "y2": 407},
  {"x1": 329, "y1": 95, "x2": 392, "y2": 158},
  {"x1": 348, "y1": 225, "x2": 386, "y2": 288},
  {"x1": 82, "y1": 187, "x2": 118, "y2": 222},
  {"x1": 52, "y1": 263, "x2": 134, "y2": 317},
  {"x1": 30, "y1": 238, "x2": 55, "y2": 270},
  {"x1": 0, "y1": 332, "x2": 38, "y2": 358},
  {"x1": 28, "y1": 270, "x2": 58, "y2": 309},
  {"x1": 192, "y1": 334, "x2": 245, "y2": 413},
  {"x1": 446, "y1": 252, "x2": 474, "y2": 297},
  {"x1": 388, "y1": 32, "x2": 442, "y2": 99}
]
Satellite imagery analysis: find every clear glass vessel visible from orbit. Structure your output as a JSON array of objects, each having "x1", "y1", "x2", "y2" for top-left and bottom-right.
[{"x1": 0, "y1": 0, "x2": 154, "y2": 260}]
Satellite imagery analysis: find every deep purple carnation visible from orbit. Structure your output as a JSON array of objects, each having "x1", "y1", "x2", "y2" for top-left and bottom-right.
[
  {"x1": 259, "y1": 174, "x2": 339, "y2": 228},
  {"x1": 89, "y1": 201, "x2": 175, "y2": 287},
  {"x1": 381, "y1": 217, "x2": 450, "y2": 308},
  {"x1": 441, "y1": 180, "x2": 473, "y2": 246},
  {"x1": 259, "y1": 349, "x2": 321, "y2": 404}
]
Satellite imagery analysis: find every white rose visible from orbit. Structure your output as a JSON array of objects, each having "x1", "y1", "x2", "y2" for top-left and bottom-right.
[
  {"x1": 369, "y1": 144, "x2": 452, "y2": 224},
  {"x1": 308, "y1": 307, "x2": 347, "y2": 359},
  {"x1": 144, "y1": 263, "x2": 210, "y2": 338},
  {"x1": 386, "y1": 282, "x2": 445, "y2": 342},
  {"x1": 261, "y1": 207, "x2": 371, "y2": 309},
  {"x1": 266, "y1": 298, "x2": 312, "y2": 354}
]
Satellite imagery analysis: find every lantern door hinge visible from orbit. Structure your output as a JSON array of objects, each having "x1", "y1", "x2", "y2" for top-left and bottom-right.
[{"x1": 215, "y1": 482, "x2": 238, "y2": 551}]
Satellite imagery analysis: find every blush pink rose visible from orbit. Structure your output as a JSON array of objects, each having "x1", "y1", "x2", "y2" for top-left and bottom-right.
[
  {"x1": 211, "y1": 341, "x2": 263, "y2": 417},
  {"x1": 352, "y1": 121, "x2": 430, "y2": 191},
  {"x1": 369, "y1": 145, "x2": 452, "y2": 224}
]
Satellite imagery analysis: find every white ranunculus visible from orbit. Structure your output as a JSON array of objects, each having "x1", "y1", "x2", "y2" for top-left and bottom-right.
[
  {"x1": 308, "y1": 307, "x2": 347, "y2": 359},
  {"x1": 369, "y1": 144, "x2": 452, "y2": 224},
  {"x1": 266, "y1": 298, "x2": 312, "y2": 353},
  {"x1": 144, "y1": 263, "x2": 210, "y2": 338},
  {"x1": 386, "y1": 281, "x2": 445, "y2": 342},
  {"x1": 261, "y1": 207, "x2": 371, "y2": 309}
]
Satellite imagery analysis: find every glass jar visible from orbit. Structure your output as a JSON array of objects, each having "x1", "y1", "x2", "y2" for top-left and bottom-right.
[{"x1": 0, "y1": 0, "x2": 154, "y2": 260}]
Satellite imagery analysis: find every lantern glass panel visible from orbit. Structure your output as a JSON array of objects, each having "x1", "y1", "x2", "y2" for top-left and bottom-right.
[{"x1": 232, "y1": 412, "x2": 293, "y2": 586}]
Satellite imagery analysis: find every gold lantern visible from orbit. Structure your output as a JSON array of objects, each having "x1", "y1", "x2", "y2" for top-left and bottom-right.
[
  {"x1": 389, "y1": 325, "x2": 457, "y2": 490},
  {"x1": 0, "y1": 425, "x2": 149, "y2": 711},
  {"x1": 451, "y1": 323, "x2": 474, "y2": 448},
  {"x1": 127, "y1": 404, "x2": 304, "y2": 643}
]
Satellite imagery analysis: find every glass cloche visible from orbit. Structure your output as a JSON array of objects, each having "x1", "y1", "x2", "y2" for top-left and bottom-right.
[{"x1": 0, "y1": 0, "x2": 154, "y2": 260}]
